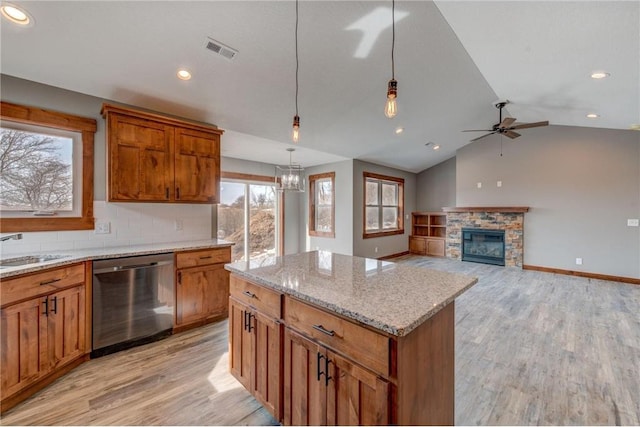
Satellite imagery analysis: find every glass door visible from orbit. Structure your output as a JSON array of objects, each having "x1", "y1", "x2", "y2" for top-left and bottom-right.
[{"x1": 218, "y1": 179, "x2": 279, "y2": 262}]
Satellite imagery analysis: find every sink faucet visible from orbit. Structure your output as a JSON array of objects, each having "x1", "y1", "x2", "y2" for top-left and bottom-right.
[{"x1": 0, "y1": 233, "x2": 23, "y2": 242}]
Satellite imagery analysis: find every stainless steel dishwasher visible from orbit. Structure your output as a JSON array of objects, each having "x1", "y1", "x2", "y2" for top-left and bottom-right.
[{"x1": 92, "y1": 253, "x2": 174, "y2": 357}]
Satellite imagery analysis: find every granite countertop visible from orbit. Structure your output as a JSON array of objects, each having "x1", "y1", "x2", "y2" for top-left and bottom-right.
[
  {"x1": 225, "y1": 251, "x2": 478, "y2": 337},
  {"x1": 0, "y1": 239, "x2": 233, "y2": 279}
]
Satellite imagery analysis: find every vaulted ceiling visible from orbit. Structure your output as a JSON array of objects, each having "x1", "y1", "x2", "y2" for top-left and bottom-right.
[{"x1": 1, "y1": 1, "x2": 638, "y2": 172}]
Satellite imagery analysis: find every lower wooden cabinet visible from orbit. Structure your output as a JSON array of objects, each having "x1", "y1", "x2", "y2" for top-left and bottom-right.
[
  {"x1": 0, "y1": 264, "x2": 87, "y2": 411},
  {"x1": 229, "y1": 297, "x2": 282, "y2": 420},
  {"x1": 409, "y1": 236, "x2": 446, "y2": 257},
  {"x1": 175, "y1": 247, "x2": 231, "y2": 330}
]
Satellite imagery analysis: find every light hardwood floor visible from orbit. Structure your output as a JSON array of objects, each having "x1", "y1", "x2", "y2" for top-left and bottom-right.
[{"x1": 1, "y1": 256, "x2": 638, "y2": 425}]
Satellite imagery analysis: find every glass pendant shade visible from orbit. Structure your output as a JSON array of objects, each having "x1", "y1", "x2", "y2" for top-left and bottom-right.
[
  {"x1": 292, "y1": 115, "x2": 300, "y2": 143},
  {"x1": 385, "y1": 79, "x2": 398, "y2": 119}
]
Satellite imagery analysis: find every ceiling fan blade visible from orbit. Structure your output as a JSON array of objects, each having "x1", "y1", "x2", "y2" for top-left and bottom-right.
[
  {"x1": 511, "y1": 120, "x2": 549, "y2": 130},
  {"x1": 470, "y1": 132, "x2": 497, "y2": 142},
  {"x1": 462, "y1": 129, "x2": 493, "y2": 132},
  {"x1": 499, "y1": 117, "x2": 516, "y2": 128},
  {"x1": 504, "y1": 130, "x2": 521, "y2": 139}
]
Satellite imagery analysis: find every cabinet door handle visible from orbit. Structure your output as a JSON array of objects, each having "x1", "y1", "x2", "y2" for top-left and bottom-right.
[
  {"x1": 313, "y1": 324, "x2": 335, "y2": 337},
  {"x1": 42, "y1": 297, "x2": 49, "y2": 317},
  {"x1": 247, "y1": 313, "x2": 255, "y2": 332},
  {"x1": 50, "y1": 296, "x2": 58, "y2": 314},
  {"x1": 176, "y1": 187, "x2": 180, "y2": 200},
  {"x1": 40, "y1": 278, "x2": 61, "y2": 286},
  {"x1": 243, "y1": 290, "x2": 256, "y2": 299},
  {"x1": 324, "y1": 356, "x2": 332, "y2": 386},
  {"x1": 317, "y1": 352, "x2": 325, "y2": 382},
  {"x1": 177, "y1": 271, "x2": 182, "y2": 284},
  {"x1": 243, "y1": 311, "x2": 249, "y2": 331},
  {"x1": 165, "y1": 187, "x2": 169, "y2": 199}
]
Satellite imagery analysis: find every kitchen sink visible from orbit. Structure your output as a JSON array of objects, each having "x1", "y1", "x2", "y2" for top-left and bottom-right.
[{"x1": 0, "y1": 254, "x2": 71, "y2": 268}]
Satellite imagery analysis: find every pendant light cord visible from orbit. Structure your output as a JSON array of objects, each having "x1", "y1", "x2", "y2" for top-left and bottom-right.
[
  {"x1": 295, "y1": 0, "x2": 299, "y2": 116},
  {"x1": 391, "y1": 0, "x2": 395, "y2": 79}
]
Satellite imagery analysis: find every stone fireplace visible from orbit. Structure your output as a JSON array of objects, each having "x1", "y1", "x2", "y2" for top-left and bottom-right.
[{"x1": 443, "y1": 207, "x2": 529, "y2": 267}]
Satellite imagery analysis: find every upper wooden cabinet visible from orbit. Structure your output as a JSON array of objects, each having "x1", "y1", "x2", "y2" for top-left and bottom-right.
[{"x1": 102, "y1": 103, "x2": 223, "y2": 204}]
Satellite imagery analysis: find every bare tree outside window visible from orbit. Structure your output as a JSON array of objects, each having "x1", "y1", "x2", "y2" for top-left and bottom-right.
[{"x1": 0, "y1": 128, "x2": 73, "y2": 212}]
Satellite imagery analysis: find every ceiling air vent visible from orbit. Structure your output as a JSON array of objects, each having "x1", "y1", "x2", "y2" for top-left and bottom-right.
[{"x1": 205, "y1": 37, "x2": 238, "y2": 61}]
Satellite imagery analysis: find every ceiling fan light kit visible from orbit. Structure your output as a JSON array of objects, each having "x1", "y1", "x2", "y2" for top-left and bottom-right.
[{"x1": 462, "y1": 100, "x2": 549, "y2": 142}]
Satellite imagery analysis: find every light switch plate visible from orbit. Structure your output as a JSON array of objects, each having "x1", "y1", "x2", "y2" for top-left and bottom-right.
[
  {"x1": 575, "y1": 257, "x2": 583, "y2": 265},
  {"x1": 627, "y1": 219, "x2": 639, "y2": 227},
  {"x1": 477, "y1": 182, "x2": 482, "y2": 189},
  {"x1": 497, "y1": 180, "x2": 502, "y2": 187},
  {"x1": 174, "y1": 219, "x2": 184, "y2": 231}
]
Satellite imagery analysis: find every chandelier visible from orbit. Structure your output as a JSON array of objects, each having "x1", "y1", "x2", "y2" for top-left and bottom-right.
[{"x1": 275, "y1": 148, "x2": 305, "y2": 192}]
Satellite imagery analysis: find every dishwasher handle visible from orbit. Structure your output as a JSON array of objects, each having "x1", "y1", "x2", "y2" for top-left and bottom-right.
[{"x1": 93, "y1": 260, "x2": 173, "y2": 274}]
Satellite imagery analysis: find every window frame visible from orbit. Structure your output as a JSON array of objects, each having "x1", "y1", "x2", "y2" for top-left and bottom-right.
[
  {"x1": 0, "y1": 101, "x2": 96, "y2": 232},
  {"x1": 308, "y1": 172, "x2": 335, "y2": 238},
  {"x1": 362, "y1": 171, "x2": 404, "y2": 239}
]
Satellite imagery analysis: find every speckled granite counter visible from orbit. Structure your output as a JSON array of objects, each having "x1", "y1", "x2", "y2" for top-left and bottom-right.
[
  {"x1": 225, "y1": 250, "x2": 477, "y2": 337},
  {"x1": 0, "y1": 239, "x2": 233, "y2": 279}
]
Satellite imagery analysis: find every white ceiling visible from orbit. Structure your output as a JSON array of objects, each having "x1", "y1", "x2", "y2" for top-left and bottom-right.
[{"x1": 1, "y1": 1, "x2": 638, "y2": 172}]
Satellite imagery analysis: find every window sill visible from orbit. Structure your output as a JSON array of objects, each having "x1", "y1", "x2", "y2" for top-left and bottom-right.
[
  {"x1": 362, "y1": 229, "x2": 404, "y2": 239},
  {"x1": 309, "y1": 230, "x2": 335, "y2": 238}
]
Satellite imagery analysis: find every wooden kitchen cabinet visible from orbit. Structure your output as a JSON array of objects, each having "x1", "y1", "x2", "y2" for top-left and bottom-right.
[
  {"x1": 175, "y1": 247, "x2": 231, "y2": 330},
  {"x1": 229, "y1": 276, "x2": 283, "y2": 421},
  {"x1": 409, "y1": 212, "x2": 447, "y2": 257},
  {"x1": 0, "y1": 264, "x2": 87, "y2": 411},
  {"x1": 283, "y1": 298, "x2": 390, "y2": 426},
  {"x1": 102, "y1": 103, "x2": 223, "y2": 204}
]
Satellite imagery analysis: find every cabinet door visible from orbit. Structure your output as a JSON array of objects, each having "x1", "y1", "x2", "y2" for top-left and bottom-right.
[
  {"x1": 252, "y1": 311, "x2": 282, "y2": 420},
  {"x1": 283, "y1": 328, "x2": 326, "y2": 426},
  {"x1": 47, "y1": 286, "x2": 86, "y2": 370},
  {"x1": 326, "y1": 350, "x2": 390, "y2": 426},
  {"x1": 426, "y1": 238, "x2": 445, "y2": 257},
  {"x1": 409, "y1": 237, "x2": 426, "y2": 255},
  {"x1": 176, "y1": 264, "x2": 228, "y2": 326},
  {"x1": 174, "y1": 128, "x2": 220, "y2": 203},
  {"x1": 229, "y1": 298, "x2": 252, "y2": 389},
  {"x1": 108, "y1": 113, "x2": 173, "y2": 201},
  {"x1": 0, "y1": 297, "x2": 48, "y2": 397}
]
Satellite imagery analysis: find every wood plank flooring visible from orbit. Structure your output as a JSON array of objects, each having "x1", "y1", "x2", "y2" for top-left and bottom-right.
[{"x1": 1, "y1": 255, "x2": 639, "y2": 425}]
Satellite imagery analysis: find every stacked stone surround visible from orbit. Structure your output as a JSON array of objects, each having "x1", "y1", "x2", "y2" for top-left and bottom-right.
[{"x1": 446, "y1": 211, "x2": 525, "y2": 267}]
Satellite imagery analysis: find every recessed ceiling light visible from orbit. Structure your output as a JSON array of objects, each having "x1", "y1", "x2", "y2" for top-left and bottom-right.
[
  {"x1": 395, "y1": 127, "x2": 404, "y2": 134},
  {"x1": 432, "y1": 144, "x2": 440, "y2": 150},
  {"x1": 1, "y1": 3, "x2": 33, "y2": 25},
  {"x1": 590, "y1": 71, "x2": 610, "y2": 79},
  {"x1": 586, "y1": 113, "x2": 599, "y2": 118},
  {"x1": 177, "y1": 69, "x2": 192, "y2": 80}
]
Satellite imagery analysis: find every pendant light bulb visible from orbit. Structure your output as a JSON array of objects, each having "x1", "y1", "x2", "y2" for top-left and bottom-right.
[
  {"x1": 292, "y1": 115, "x2": 300, "y2": 143},
  {"x1": 385, "y1": 79, "x2": 398, "y2": 119}
]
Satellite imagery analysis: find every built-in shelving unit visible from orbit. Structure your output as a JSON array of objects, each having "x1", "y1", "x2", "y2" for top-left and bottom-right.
[{"x1": 409, "y1": 212, "x2": 447, "y2": 257}]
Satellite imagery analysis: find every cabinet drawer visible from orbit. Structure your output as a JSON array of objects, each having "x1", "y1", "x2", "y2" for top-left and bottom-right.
[
  {"x1": 176, "y1": 247, "x2": 231, "y2": 268},
  {"x1": 284, "y1": 296, "x2": 389, "y2": 376},
  {"x1": 230, "y1": 275, "x2": 281, "y2": 319},
  {"x1": 1, "y1": 263, "x2": 85, "y2": 308}
]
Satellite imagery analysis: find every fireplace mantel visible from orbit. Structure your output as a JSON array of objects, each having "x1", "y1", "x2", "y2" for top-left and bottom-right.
[{"x1": 442, "y1": 206, "x2": 529, "y2": 213}]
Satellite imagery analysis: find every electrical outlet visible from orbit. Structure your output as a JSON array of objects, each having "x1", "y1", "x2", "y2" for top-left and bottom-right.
[
  {"x1": 576, "y1": 257, "x2": 583, "y2": 265},
  {"x1": 627, "y1": 219, "x2": 639, "y2": 227},
  {"x1": 174, "y1": 219, "x2": 184, "y2": 231},
  {"x1": 95, "y1": 222, "x2": 110, "y2": 234},
  {"x1": 497, "y1": 180, "x2": 502, "y2": 187},
  {"x1": 477, "y1": 182, "x2": 482, "y2": 189}
]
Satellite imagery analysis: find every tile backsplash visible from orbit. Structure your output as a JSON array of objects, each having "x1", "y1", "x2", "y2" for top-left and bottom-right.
[{"x1": 0, "y1": 201, "x2": 213, "y2": 257}]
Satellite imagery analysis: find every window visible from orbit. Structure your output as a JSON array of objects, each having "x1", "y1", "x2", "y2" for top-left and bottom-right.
[
  {"x1": 363, "y1": 172, "x2": 404, "y2": 238},
  {"x1": 217, "y1": 172, "x2": 282, "y2": 262},
  {"x1": 0, "y1": 101, "x2": 96, "y2": 232},
  {"x1": 309, "y1": 172, "x2": 335, "y2": 238}
]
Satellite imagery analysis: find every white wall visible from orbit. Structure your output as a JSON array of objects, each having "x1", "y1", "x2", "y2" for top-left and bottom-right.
[
  {"x1": 352, "y1": 160, "x2": 417, "y2": 259},
  {"x1": 456, "y1": 125, "x2": 640, "y2": 278}
]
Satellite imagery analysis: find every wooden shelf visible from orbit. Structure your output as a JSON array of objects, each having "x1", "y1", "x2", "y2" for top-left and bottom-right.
[
  {"x1": 409, "y1": 212, "x2": 447, "y2": 257},
  {"x1": 442, "y1": 206, "x2": 529, "y2": 213}
]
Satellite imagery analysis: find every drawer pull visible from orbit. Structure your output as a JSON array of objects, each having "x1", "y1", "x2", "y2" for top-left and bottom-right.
[
  {"x1": 40, "y1": 278, "x2": 61, "y2": 286},
  {"x1": 313, "y1": 324, "x2": 335, "y2": 337},
  {"x1": 199, "y1": 255, "x2": 213, "y2": 260},
  {"x1": 243, "y1": 290, "x2": 256, "y2": 299}
]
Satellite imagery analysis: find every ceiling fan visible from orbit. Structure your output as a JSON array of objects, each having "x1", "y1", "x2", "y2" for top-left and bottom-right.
[{"x1": 463, "y1": 100, "x2": 549, "y2": 142}]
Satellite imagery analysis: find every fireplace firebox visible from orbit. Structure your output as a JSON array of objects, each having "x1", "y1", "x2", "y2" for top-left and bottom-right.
[{"x1": 462, "y1": 228, "x2": 505, "y2": 266}]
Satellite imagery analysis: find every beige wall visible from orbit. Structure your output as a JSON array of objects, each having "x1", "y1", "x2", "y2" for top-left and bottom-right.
[{"x1": 416, "y1": 156, "x2": 456, "y2": 211}]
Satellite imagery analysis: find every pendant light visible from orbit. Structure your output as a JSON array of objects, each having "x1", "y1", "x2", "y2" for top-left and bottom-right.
[
  {"x1": 292, "y1": 0, "x2": 301, "y2": 142},
  {"x1": 276, "y1": 148, "x2": 305, "y2": 192},
  {"x1": 384, "y1": 0, "x2": 397, "y2": 119}
]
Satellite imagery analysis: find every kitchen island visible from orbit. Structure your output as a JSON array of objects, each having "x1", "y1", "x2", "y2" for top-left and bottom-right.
[{"x1": 225, "y1": 251, "x2": 478, "y2": 425}]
